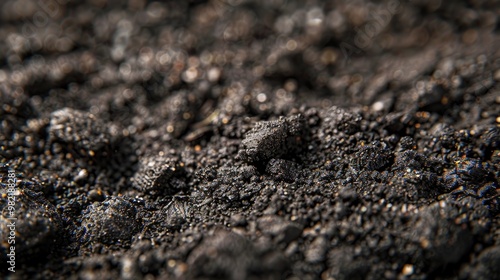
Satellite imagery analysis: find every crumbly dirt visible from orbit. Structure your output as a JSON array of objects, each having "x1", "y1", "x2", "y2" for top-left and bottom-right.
[{"x1": 1, "y1": 0, "x2": 499, "y2": 279}]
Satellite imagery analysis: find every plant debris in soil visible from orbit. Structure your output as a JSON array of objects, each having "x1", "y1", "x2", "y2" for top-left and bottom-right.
[{"x1": 1, "y1": 0, "x2": 500, "y2": 279}]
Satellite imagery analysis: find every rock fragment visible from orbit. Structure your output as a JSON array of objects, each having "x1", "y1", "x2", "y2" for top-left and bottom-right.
[
  {"x1": 187, "y1": 230, "x2": 287, "y2": 279},
  {"x1": 409, "y1": 202, "x2": 473, "y2": 269},
  {"x1": 156, "y1": 90, "x2": 202, "y2": 138},
  {"x1": 161, "y1": 199, "x2": 188, "y2": 230},
  {"x1": 305, "y1": 236, "x2": 328, "y2": 263},
  {"x1": 238, "y1": 114, "x2": 307, "y2": 163},
  {"x1": 49, "y1": 107, "x2": 114, "y2": 154},
  {"x1": 265, "y1": 158, "x2": 300, "y2": 182},
  {"x1": 470, "y1": 246, "x2": 500, "y2": 279},
  {"x1": 327, "y1": 247, "x2": 370, "y2": 280},
  {"x1": 350, "y1": 144, "x2": 393, "y2": 171},
  {"x1": 0, "y1": 188, "x2": 62, "y2": 263},
  {"x1": 320, "y1": 106, "x2": 362, "y2": 135},
  {"x1": 257, "y1": 215, "x2": 303, "y2": 244},
  {"x1": 132, "y1": 156, "x2": 186, "y2": 196},
  {"x1": 80, "y1": 197, "x2": 141, "y2": 245}
]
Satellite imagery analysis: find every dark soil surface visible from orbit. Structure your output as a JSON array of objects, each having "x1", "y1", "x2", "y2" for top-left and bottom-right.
[{"x1": 1, "y1": 0, "x2": 500, "y2": 279}]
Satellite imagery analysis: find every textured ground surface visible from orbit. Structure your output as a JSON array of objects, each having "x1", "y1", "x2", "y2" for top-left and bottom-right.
[{"x1": 1, "y1": 0, "x2": 500, "y2": 279}]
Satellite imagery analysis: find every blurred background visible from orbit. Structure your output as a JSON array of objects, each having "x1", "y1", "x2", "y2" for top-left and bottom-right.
[{"x1": 1, "y1": 0, "x2": 498, "y2": 119}]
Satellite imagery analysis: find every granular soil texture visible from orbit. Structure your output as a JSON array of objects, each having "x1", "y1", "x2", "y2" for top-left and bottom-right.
[{"x1": 1, "y1": 0, "x2": 500, "y2": 279}]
